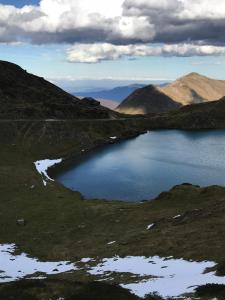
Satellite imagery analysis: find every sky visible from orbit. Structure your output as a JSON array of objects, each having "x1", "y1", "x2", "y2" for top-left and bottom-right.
[{"x1": 1, "y1": 0, "x2": 225, "y2": 90}]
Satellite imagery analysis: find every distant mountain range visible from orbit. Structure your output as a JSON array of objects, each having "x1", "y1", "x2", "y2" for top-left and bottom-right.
[
  {"x1": 0, "y1": 61, "x2": 119, "y2": 119},
  {"x1": 117, "y1": 73, "x2": 225, "y2": 114},
  {"x1": 74, "y1": 84, "x2": 146, "y2": 102}
]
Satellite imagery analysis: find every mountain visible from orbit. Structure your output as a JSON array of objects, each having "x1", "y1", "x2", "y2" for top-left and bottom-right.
[
  {"x1": 116, "y1": 85, "x2": 181, "y2": 115},
  {"x1": 149, "y1": 96, "x2": 225, "y2": 129},
  {"x1": 74, "y1": 84, "x2": 146, "y2": 103},
  {"x1": 160, "y1": 72, "x2": 225, "y2": 105},
  {"x1": 116, "y1": 73, "x2": 225, "y2": 115},
  {"x1": 0, "y1": 61, "x2": 118, "y2": 119}
]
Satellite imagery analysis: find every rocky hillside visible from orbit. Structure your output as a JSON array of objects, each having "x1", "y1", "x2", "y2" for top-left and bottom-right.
[
  {"x1": 160, "y1": 72, "x2": 225, "y2": 105},
  {"x1": 0, "y1": 61, "x2": 118, "y2": 119},
  {"x1": 149, "y1": 96, "x2": 225, "y2": 129},
  {"x1": 116, "y1": 85, "x2": 181, "y2": 115}
]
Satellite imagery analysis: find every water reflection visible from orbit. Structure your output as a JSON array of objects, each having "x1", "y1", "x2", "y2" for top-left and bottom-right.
[{"x1": 56, "y1": 130, "x2": 225, "y2": 202}]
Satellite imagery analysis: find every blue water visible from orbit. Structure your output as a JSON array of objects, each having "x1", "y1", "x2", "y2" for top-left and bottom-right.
[{"x1": 56, "y1": 130, "x2": 225, "y2": 202}]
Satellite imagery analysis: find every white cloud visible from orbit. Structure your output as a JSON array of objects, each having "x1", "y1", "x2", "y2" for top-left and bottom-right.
[
  {"x1": 66, "y1": 43, "x2": 225, "y2": 63},
  {"x1": 159, "y1": 44, "x2": 225, "y2": 56},
  {"x1": 123, "y1": 0, "x2": 180, "y2": 16},
  {"x1": 66, "y1": 43, "x2": 153, "y2": 63},
  {"x1": 0, "y1": 0, "x2": 225, "y2": 60},
  {"x1": 0, "y1": 0, "x2": 154, "y2": 44},
  {"x1": 180, "y1": 0, "x2": 225, "y2": 19},
  {"x1": 123, "y1": 0, "x2": 225, "y2": 19}
]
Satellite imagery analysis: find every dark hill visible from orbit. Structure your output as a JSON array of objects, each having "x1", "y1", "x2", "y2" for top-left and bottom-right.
[
  {"x1": 150, "y1": 96, "x2": 225, "y2": 129},
  {"x1": 0, "y1": 61, "x2": 118, "y2": 119},
  {"x1": 116, "y1": 85, "x2": 181, "y2": 115}
]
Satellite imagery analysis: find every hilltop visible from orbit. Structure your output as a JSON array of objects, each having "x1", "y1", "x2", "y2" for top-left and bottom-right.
[
  {"x1": 160, "y1": 72, "x2": 225, "y2": 105},
  {"x1": 116, "y1": 85, "x2": 181, "y2": 114},
  {"x1": 116, "y1": 72, "x2": 225, "y2": 115},
  {"x1": 0, "y1": 61, "x2": 118, "y2": 119}
]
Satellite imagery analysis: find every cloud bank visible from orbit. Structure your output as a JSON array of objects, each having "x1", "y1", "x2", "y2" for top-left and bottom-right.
[
  {"x1": 67, "y1": 43, "x2": 225, "y2": 63},
  {"x1": 1, "y1": 0, "x2": 225, "y2": 62}
]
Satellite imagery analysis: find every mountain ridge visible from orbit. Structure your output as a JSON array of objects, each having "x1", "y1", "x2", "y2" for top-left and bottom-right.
[
  {"x1": 116, "y1": 72, "x2": 225, "y2": 115},
  {"x1": 0, "y1": 60, "x2": 119, "y2": 120},
  {"x1": 160, "y1": 72, "x2": 225, "y2": 105}
]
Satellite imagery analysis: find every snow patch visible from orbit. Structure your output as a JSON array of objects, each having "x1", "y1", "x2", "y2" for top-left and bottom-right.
[
  {"x1": 107, "y1": 241, "x2": 116, "y2": 245},
  {"x1": 34, "y1": 158, "x2": 62, "y2": 186},
  {"x1": 80, "y1": 258, "x2": 92, "y2": 263},
  {"x1": 0, "y1": 244, "x2": 76, "y2": 283},
  {"x1": 110, "y1": 136, "x2": 117, "y2": 140},
  {"x1": 173, "y1": 214, "x2": 181, "y2": 219},
  {"x1": 85, "y1": 256, "x2": 225, "y2": 298},
  {"x1": 146, "y1": 224, "x2": 155, "y2": 230}
]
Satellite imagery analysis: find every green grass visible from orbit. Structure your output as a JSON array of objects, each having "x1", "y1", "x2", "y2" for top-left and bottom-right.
[
  {"x1": 1, "y1": 121, "x2": 225, "y2": 262},
  {"x1": 195, "y1": 284, "x2": 225, "y2": 299},
  {"x1": 2, "y1": 145, "x2": 225, "y2": 262},
  {"x1": 1, "y1": 120, "x2": 225, "y2": 299},
  {"x1": 0, "y1": 279, "x2": 140, "y2": 300}
]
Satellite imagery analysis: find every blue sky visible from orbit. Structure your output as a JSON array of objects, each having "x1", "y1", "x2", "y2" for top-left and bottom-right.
[
  {"x1": 0, "y1": 0, "x2": 38, "y2": 6},
  {"x1": 2, "y1": 43, "x2": 225, "y2": 82},
  {"x1": 1, "y1": 0, "x2": 225, "y2": 90}
]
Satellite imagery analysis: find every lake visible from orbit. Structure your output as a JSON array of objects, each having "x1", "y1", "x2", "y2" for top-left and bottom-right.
[{"x1": 56, "y1": 130, "x2": 225, "y2": 202}]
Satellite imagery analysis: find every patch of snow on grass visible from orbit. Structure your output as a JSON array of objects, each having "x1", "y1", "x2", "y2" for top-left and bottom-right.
[
  {"x1": 107, "y1": 241, "x2": 116, "y2": 245},
  {"x1": 80, "y1": 258, "x2": 92, "y2": 263},
  {"x1": 146, "y1": 224, "x2": 155, "y2": 230},
  {"x1": 86, "y1": 256, "x2": 225, "y2": 298},
  {"x1": 34, "y1": 158, "x2": 62, "y2": 186},
  {"x1": 0, "y1": 244, "x2": 76, "y2": 282},
  {"x1": 173, "y1": 214, "x2": 181, "y2": 219},
  {"x1": 110, "y1": 136, "x2": 117, "y2": 140}
]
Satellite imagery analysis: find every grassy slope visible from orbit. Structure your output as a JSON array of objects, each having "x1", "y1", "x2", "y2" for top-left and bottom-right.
[
  {"x1": 0, "y1": 60, "x2": 119, "y2": 120},
  {"x1": 147, "y1": 97, "x2": 225, "y2": 129},
  {"x1": 1, "y1": 119, "x2": 225, "y2": 299},
  {"x1": 1, "y1": 120, "x2": 225, "y2": 263}
]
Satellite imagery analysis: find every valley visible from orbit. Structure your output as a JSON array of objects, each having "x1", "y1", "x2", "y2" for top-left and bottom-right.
[
  {"x1": 1, "y1": 61, "x2": 225, "y2": 299},
  {"x1": 2, "y1": 0, "x2": 225, "y2": 297},
  {"x1": 1, "y1": 117, "x2": 225, "y2": 299}
]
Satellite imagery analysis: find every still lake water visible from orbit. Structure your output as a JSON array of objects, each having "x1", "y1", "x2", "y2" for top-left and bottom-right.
[{"x1": 56, "y1": 130, "x2": 225, "y2": 202}]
